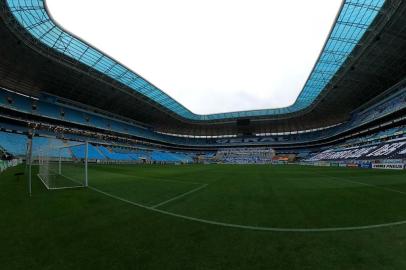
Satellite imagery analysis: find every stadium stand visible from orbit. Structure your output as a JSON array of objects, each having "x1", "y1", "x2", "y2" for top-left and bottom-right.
[
  {"x1": 306, "y1": 141, "x2": 406, "y2": 162},
  {"x1": 305, "y1": 126, "x2": 406, "y2": 162},
  {"x1": 0, "y1": 131, "x2": 27, "y2": 156},
  {"x1": 0, "y1": 130, "x2": 199, "y2": 164},
  {"x1": 215, "y1": 148, "x2": 275, "y2": 164},
  {"x1": 151, "y1": 151, "x2": 193, "y2": 163},
  {"x1": 1, "y1": 85, "x2": 406, "y2": 149},
  {"x1": 70, "y1": 144, "x2": 104, "y2": 160},
  {"x1": 98, "y1": 146, "x2": 133, "y2": 161}
]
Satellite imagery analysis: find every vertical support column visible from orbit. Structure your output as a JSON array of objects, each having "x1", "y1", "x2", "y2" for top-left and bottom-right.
[
  {"x1": 58, "y1": 148, "x2": 62, "y2": 175},
  {"x1": 85, "y1": 141, "x2": 88, "y2": 187}
]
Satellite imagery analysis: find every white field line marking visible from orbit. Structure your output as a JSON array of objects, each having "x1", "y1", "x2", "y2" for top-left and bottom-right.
[
  {"x1": 37, "y1": 173, "x2": 51, "y2": 190},
  {"x1": 131, "y1": 175, "x2": 204, "y2": 185},
  {"x1": 316, "y1": 173, "x2": 406, "y2": 197},
  {"x1": 87, "y1": 184, "x2": 406, "y2": 233},
  {"x1": 151, "y1": 184, "x2": 208, "y2": 209},
  {"x1": 37, "y1": 173, "x2": 84, "y2": 190},
  {"x1": 48, "y1": 185, "x2": 84, "y2": 190},
  {"x1": 97, "y1": 170, "x2": 205, "y2": 185}
]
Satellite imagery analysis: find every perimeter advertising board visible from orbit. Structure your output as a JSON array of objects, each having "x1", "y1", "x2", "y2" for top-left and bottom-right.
[
  {"x1": 346, "y1": 163, "x2": 359, "y2": 168},
  {"x1": 359, "y1": 162, "x2": 372, "y2": 169},
  {"x1": 372, "y1": 163, "x2": 405, "y2": 170}
]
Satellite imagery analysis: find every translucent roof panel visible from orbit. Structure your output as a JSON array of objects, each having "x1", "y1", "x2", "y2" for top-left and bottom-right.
[{"x1": 6, "y1": 0, "x2": 385, "y2": 121}]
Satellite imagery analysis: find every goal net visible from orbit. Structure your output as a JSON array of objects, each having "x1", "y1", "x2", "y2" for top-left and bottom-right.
[{"x1": 35, "y1": 139, "x2": 88, "y2": 190}]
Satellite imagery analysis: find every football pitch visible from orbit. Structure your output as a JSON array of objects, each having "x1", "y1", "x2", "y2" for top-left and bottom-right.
[{"x1": 2, "y1": 164, "x2": 406, "y2": 269}]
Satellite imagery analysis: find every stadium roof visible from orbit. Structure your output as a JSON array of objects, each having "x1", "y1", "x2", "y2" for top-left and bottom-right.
[
  {"x1": 1, "y1": 0, "x2": 406, "y2": 136},
  {"x1": 4, "y1": 0, "x2": 385, "y2": 120}
]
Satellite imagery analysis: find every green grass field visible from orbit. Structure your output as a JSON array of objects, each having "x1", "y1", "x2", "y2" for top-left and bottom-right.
[{"x1": 2, "y1": 164, "x2": 406, "y2": 269}]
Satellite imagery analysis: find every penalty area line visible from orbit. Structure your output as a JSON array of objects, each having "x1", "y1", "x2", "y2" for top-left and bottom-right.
[
  {"x1": 151, "y1": 184, "x2": 208, "y2": 209},
  {"x1": 87, "y1": 184, "x2": 406, "y2": 233},
  {"x1": 131, "y1": 175, "x2": 205, "y2": 186}
]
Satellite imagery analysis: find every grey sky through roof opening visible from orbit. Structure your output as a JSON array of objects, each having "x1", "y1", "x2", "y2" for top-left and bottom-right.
[{"x1": 47, "y1": 0, "x2": 342, "y2": 115}]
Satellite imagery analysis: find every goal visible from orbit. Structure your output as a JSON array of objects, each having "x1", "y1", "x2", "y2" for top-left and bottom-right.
[{"x1": 35, "y1": 138, "x2": 88, "y2": 190}]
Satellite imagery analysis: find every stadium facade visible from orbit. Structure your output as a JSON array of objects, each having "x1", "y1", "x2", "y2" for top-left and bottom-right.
[{"x1": 0, "y1": 0, "x2": 406, "y2": 164}]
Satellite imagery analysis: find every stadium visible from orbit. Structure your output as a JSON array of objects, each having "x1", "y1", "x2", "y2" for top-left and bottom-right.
[{"x1": 1, "y1": 0, "x2": 406, "y2": 269}]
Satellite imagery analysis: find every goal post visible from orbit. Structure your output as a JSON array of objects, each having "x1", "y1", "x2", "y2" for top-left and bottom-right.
[
  {"x1": 25, "y1": 134, "x2": 33, "y2": 196},
  {"x1": 35, "y1": 139, "x2": 88, "y2": 190}
]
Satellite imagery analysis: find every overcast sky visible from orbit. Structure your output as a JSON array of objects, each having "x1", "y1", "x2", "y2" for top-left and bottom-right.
[{"x1": 47, "y1": 0, "x2": 342, "y2": 115}]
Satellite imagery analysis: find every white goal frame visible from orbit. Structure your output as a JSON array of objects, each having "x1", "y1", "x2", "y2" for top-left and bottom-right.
[{"x1": 27, "y1": 136, "x2": 89, "y2": 193}]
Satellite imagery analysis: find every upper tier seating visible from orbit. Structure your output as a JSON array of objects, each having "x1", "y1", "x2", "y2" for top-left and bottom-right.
[{"x1": 1, "y1": 86, "x2": 406, "y2": 146}]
